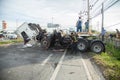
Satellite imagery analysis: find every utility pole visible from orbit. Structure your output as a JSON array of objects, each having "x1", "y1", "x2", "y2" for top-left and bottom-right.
[
  {"x1": 87, "y1": 0, "x2": 90, "y2": 32},
  {"x1": 101, "y1": 3, "x2": 104, "y2": 41},
  {"x1": 87, "y1": 0, "x2": 90, "y2": 21},
  {"x1": 102, "y1": 3, "x2": 104, "y2": 30}
]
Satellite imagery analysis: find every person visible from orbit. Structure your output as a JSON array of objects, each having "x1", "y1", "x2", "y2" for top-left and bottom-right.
[
  {"x1": 100, "y1": 27, "x2": 106, "y2": 41},
  {"x1": 76, "y1": 17, "x2": 82, "y2": 32},
  {"x1": 70, "y1": 32, "x2": 78, "y2": 54},
  {"x1": 85, "y1": 20, "x2": 89, "y2": 32},
  {"x1": 109, "y1": 34, "x2": 113, "y2": 40}
]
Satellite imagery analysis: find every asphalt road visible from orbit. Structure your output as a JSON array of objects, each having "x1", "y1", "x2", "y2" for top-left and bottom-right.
[{"x1": 0, "y1": 43, "x2": 105, "y2": 80}]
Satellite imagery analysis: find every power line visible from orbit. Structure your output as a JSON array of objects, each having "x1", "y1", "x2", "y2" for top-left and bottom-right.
[
  {"x1": 91, "y1": 0, "x2": 120, "y2": 19},
  {"x1": 90, "y1": 0, "x2": 108, "y2": 14},
  {"x1": 90, "y1": 0, "x2": 94, "y2": 4},
  {"x1": 90, "y1": 0, "x2": 104, "y2": 17},
  {"x1": 104, "y1": 0, "x2": 120, "y2": 11},
  {"x1": 90, "y1": 0, "x2": 106, "y2": 11},
  {"x1": 92, "y1": 0, "x2": 99, "y2": 7},
  {"x1": 105, "y1": 22, "x2": 120, "y2": 28},
  {"x1": 82, "y1": 0, "x2": 87, "y2": 12}
]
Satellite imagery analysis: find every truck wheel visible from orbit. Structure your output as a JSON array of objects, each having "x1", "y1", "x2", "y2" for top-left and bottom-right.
[
  {"x1": 91, "y1": 42, "x2": 104, "y2": 53},
  {"x1": 77, "y1": 39, "x2": 88, "y2": 52},
  {"x1": 41, "y1": 37, "x2": 50, "y2": 49}
]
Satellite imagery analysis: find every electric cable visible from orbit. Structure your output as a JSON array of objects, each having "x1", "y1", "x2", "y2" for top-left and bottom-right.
[{"x1": 105, "y1": 22, "x2": 120, "y2": 28}]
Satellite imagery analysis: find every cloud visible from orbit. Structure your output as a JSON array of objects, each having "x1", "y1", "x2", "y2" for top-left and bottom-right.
[
  {"x1": 0, "y1": 0, "x2": 120, "y2": 31},
  {"x1": 0, "y1": 0, "x2": 83, "y2": 28}
]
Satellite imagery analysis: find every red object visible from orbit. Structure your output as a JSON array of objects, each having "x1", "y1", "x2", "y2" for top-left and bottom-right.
[{"x1": 2, "y1": 21, "x2": 7, "y2": 29}]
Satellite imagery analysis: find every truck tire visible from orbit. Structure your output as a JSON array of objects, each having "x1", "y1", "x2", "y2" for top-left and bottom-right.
[
  {"x1": 41, "y1": 37, "x2": 50, "y2": 49},
  {"x1": 91, "y1": 42, "x2": 104, "y2": 53},
  {"x1": 77, "y1": 39, "x2": 88, "y2": 52}
]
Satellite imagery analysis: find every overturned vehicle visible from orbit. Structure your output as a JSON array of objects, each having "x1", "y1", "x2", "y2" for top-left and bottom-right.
[{"x1": 16, "y1": 22, "x2": 105, "y2": 53}]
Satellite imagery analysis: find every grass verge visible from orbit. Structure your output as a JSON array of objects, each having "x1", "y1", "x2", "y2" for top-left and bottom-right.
[
  {"x1": 0, "y1": 38, "x2": 23, "y2": 45},
  {"x1": 93, "y1": 43, "x2": 120, "y2": 80}
]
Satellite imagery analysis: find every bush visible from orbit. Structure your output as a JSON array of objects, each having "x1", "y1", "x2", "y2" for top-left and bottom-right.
[
  {"x1": 93, "y1": 53, "x2": 120, "y2": 80},
  {"x1": 106, "y1": 43, "x2": 120, "y2": 60}
]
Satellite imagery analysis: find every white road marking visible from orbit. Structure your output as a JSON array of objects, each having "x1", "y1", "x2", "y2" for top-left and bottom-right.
[
  {"x1": 80, "y1": 53, "x2": 92, "y2": 80},
  {"x1": 41, "y1": 54, "x2": 53, "y2": 66},
  {"x1": 50, "y1": 50, "x2": 66, "y2": 80}
]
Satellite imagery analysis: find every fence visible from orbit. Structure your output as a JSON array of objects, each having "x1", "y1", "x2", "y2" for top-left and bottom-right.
[{"x1": 105, "y1": 38, "x2": 120, "y2": 48}]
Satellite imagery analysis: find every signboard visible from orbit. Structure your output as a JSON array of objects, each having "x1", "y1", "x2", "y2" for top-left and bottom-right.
[{"x1": 47, "y1": 23, "x2": 60, "y2": 28}]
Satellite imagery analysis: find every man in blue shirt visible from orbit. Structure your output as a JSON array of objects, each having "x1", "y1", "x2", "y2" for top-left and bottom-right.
[
  {"x1": 85, "y1": 20, "x2": 89, "y2": 32},
  {"x1": 76, "y1": 17, "x2": 82, "y2": 32},
  {"x1": 100, "y1": 27, "x2": 106, "y2": 41}
]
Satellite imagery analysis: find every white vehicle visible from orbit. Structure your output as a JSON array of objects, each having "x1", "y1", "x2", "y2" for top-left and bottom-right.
[
  {"x1": 15, "y1": 22, "x2": 39, "y2": 39},
  {"x1": 15, "y1": 22, "x2": 42, "y2": 45},
  {"x1": 2, "y1": 30, "x2": 17, "y2": 39},
  {"x1": 7, "y1": 33, "x2": 17, "y2": 39}
]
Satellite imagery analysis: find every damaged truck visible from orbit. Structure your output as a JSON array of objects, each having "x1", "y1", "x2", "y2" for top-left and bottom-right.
[{"x1": 15, "y1": 22, "x2": 105, "y2": 53}]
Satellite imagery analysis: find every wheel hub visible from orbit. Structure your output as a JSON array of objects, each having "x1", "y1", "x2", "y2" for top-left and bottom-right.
[
  {"x1": 77, "y1": 43, "x2": 85, "y2": 50},
  {"x1": 93, "y1": 45, "x2": 102, "y2": 52}
]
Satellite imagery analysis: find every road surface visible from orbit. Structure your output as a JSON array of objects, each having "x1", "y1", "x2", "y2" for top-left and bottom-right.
[{"x1": 0, "y1": 43, "x2": 105, "y2": 80}]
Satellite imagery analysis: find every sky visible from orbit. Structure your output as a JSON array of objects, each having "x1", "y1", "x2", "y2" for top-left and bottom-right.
[
  {"x1": 0, "y1": 0, "x2": 120, "y2": 31},
  {"x1": 92, "y1": 0, "x2": 120, "y2": 32}
]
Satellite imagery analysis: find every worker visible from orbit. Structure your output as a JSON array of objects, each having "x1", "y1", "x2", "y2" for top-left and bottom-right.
[
  {"x1": 70, "y1": 32, "x2": 78, "y2": 54},
  {"x1": 99, "y1": 27, "x2": 106, "y2": 41},
  {"x1": 109, "y1": 34, "x2": 113, "y2": 40},
  {"x1": 76, "y1": 17, "x2": 82, "y2": 32},
  {"x1": 85, "y1": 20, "x2": 89, "y2": 32}
]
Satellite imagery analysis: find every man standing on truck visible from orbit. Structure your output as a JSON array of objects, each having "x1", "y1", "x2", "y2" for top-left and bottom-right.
[
  {"x1": 85, "y1": 20, "x2": 89, "y2": 32},
  {"x1": 76, "y1": 17, "x2": 82, "y2": 32}
]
